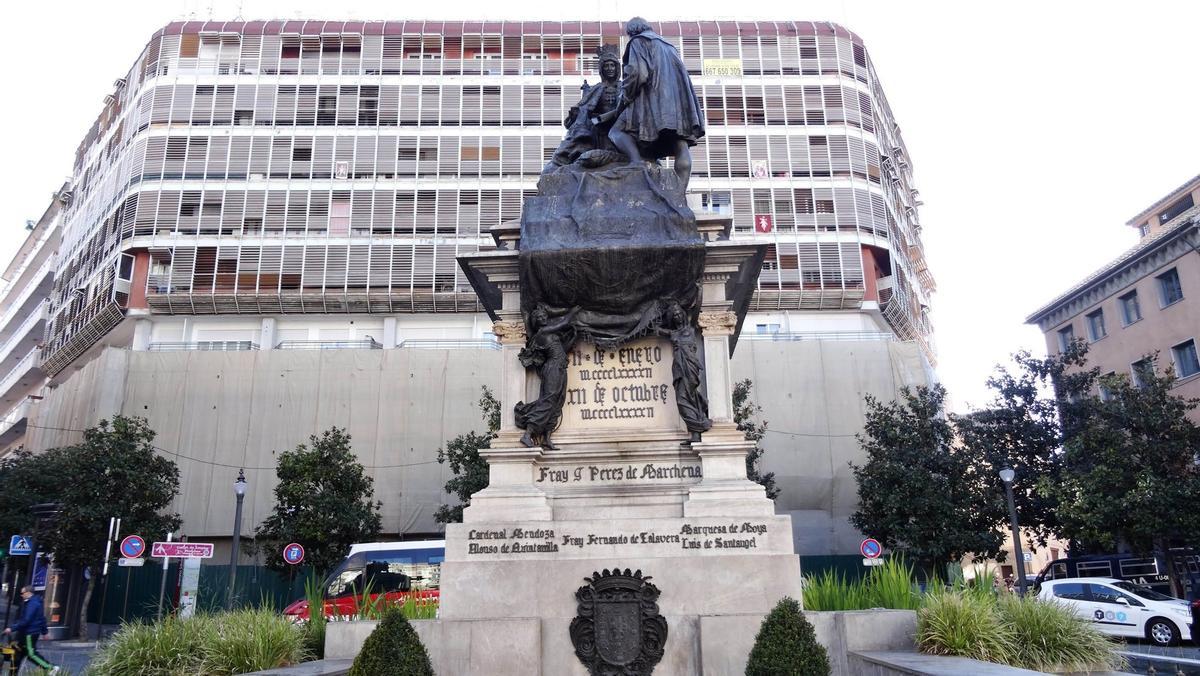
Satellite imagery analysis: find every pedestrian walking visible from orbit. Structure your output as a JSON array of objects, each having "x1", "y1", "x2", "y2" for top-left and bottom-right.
[{"x1": 3, "y1": 586, "x2": 59, "y2": 674}]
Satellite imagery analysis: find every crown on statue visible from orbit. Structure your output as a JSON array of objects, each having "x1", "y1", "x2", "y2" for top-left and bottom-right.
[{"x1": 596, "y1": 43, "x2": 620, "y2": 65}]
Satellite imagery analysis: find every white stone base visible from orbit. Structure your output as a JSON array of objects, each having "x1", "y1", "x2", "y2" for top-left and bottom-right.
[{"x1": 325, "y1": 609, "x2": 918, "y2": 676}]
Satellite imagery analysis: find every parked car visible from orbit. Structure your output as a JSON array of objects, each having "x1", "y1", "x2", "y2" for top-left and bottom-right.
[
  {"x1": 282, "y1": 540, "x2": 444, "y2": 621},
  {"x1": 1038, "y1": 577, "x2": 1194, "y2": 646}
]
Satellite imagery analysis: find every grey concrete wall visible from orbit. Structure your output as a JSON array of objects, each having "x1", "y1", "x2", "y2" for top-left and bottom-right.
[
  {"x1": 729, "y1": 339, "x2": 931, "y2": 555},
  {"x1": 28, "y1": 347, "x2": 501, "y2": 541},
  {"x1": 26, "y1": 338, "x2": 928, "y2": 554}
]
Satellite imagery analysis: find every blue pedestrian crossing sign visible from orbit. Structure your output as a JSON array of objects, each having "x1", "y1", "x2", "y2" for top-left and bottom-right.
[{"x1": 9, "y1": 535, "x2": 32, "y2": 556}]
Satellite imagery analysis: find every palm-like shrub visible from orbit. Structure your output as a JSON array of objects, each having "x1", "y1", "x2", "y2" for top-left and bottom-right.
[
  {"x1": 919, "y1": 591, "x2": 1124, "y2": 672},
  {"x1": 89, "y1": 609, "x2": 306, "y2": 675},
  {"x1": 349, "y1": 606, "x2": 434, "y2": 676},
  {"x1": 917, "y1": 591, "x2": 1015, "y2": 664},
  {"x1": 745, "y1": 597, "x2": 830, "y2": 676},
  {"x1": 202, "y1": 607, "x2": 308, "y2": 673},
  {"x1": 997, "y1": 595, "x2": 1124, "y2": 672}
]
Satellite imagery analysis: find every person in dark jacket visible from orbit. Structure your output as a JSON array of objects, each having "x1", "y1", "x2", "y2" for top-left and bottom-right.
[{"x1": 4, "y1": 585, "x2": 58, "y2": 674}]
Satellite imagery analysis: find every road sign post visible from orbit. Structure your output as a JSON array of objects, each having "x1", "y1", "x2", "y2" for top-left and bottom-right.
[
  {"x1": 8, "y1": 536, "x2": 31, "y2": 556},
  {"x1": 283, "y1": 543, "x2": 305, "y2": 565},
  {"x1": 151, "y1": 542, "x2": 214, "y2": 559},
  {"x1": 119, "y1": 535, "x2": 146, "y2": 559},
  {"x1": 861, "y1": 538, "x2": 883, "y2": 564},
  {"x1": 156, "y1": 532, "x2": 173, "y2": 622},
  {"x1": 97, "y1": 517, "x2": 119, "y2": 639}
]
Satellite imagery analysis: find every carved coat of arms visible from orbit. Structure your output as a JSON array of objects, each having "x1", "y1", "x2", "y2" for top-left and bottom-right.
[{"x1": 570, "y1": 568, "x2": 668, "y2": 675}]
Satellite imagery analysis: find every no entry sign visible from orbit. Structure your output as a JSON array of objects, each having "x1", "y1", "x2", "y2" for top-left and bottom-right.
[
  {"x1": 119, "y1": 535, "x2": 146, "y2": 559},
  {"x1": 283, "y1": 543, "x2": 305, "y2": 565},
  {"x1": 860, "y1": 538, "x2": 882, "y2": 559}
]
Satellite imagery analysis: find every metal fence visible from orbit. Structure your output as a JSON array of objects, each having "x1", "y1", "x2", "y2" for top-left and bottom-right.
[
  {"x1": 147, "y1": 341, "x2": 260, "y2": 351},
  {"x1": 275, "y1": 339, "x2": 382, "y2": 350}
]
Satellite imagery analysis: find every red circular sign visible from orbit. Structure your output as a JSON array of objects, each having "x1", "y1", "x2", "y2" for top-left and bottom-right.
[
  {"x1": 283, "y1": 542, "x2": 305, "y2": 565},
  {"x1": 861, "y1": 538, "x2": 882, "y2": 559},
  {"x1": 119, "y1": 535, "x2": 146, "y2": 559}
]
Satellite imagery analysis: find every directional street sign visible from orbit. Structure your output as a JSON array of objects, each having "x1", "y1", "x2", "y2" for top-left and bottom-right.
[
  {"x1": 9, "y1": 535, "x2": 31, "y2": 556},
  {"x1": 119, "y1": 535, "x2": 146, "y2": 559},
  {"x1": 860, "y1": 538, "x2": 883, "y2": 559},
  {"x1": 283, "y1": 543, "x2": 305, "y2": 565},
  {"x1": 118, "y1": 558, "x2": 145, "y2": 567},
  {"x1": 152, "y1": 542, "x2": 214, "y2": 559}
]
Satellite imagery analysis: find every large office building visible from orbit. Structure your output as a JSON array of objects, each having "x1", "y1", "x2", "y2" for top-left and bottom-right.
[
  {"x1": 1028, "y1": 175, "x2": 1200, "y2": 418},
  {"x1": 5, "y1": 20, "x2": 935, "y2": 559}
]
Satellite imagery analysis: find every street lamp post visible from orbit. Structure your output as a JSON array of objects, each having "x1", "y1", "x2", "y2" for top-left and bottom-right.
[
  {"x1": 999, "y1": 467, "x2": 1028, "y2": 598},
  {"x1": 226, "y1": 469, "x2": 247, "y2": 610}
]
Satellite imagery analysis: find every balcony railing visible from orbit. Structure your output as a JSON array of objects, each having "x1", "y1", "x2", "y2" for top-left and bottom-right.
[
  {"x1": 0, "y1": 257, "x2": 54, "y2": 333},
  {"x1": 275, "y1": 339, "x2": 382, "y2": 350},
  {"x1": 0, "y1": 347, "x2": 41, "y2": 397},
  {"x1": 743, "y1": 331, "x2": 895, "y2": 343},
  {"x1": 147, "y1": 341, "x2": 259, "y2": 352},
  {"x1": 0, "y1": 301, "x2": 47, "y2": 366},
  {"x1": 0, "y1": 396, "x2": 34, "y2": 438},
  {"x1": 397, "y1": 339, "x2": 500, "y2": 351}
]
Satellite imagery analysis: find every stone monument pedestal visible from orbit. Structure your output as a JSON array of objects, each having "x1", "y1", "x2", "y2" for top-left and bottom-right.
[{"x1": 441, "y1": 214, "x2": 800, "y2": 674}]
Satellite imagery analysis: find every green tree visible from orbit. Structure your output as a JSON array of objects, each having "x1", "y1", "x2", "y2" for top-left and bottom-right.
[
  {"x1": 255, "y1": 428, "x2": 382, "y2": 574},
  {"x1": 434, "y1": 387, "x2": 500, "y2": 524},
  {"x1": 732, "y1": 379, "x2": 780, "y2": 500},
  {"x1": 0, "y1": 447, "x2": 61, "y2": 542},
  {"x1": 745, "y1": 597, "x2": 830, "y2": 676},
  {"x1": 851, "y1": 385, "x2": 1005, "y2": 572},
  {"x1": 1051, "y1": 357, "x2": 1200, "y2": 553},
  {"x1": 27, "y1": 417, "x2": 182, "y2": 637},
  {"x1": 953, "y1": 341, "x2": 1097, "y2": 547}
]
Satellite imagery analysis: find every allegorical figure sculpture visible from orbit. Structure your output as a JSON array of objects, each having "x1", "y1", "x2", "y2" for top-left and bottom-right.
[
  {"x1": 601, "y1": 17, "x2": 706, "y2": 187},
  {"x1": 655, "y1": 301, "x2": 712, "y2": 442},
  {"x1": 548, "y1": 44, "x2": 622, "y2": 169},
  {"x1": 515, "y1": 305, "x2": 576, "y2": 450}
]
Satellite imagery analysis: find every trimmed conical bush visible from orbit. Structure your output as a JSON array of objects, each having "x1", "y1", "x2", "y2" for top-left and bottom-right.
[
  {"x1": 348, "y1": 607, "x2": 435, "y2": 676},
  {"x1": 745, "y1": 597, "x2": 831, "y2": 676}
]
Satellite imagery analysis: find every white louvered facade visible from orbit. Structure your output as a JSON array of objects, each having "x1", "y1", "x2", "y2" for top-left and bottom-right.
[{"x1": 38, "y1": 19, "x2": 935, "y2": 375}]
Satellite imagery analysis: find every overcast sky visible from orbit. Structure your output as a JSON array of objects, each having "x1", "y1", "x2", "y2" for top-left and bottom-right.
[{"x1": 2, "y1": 0, "x2": 1197, "y2": 412}]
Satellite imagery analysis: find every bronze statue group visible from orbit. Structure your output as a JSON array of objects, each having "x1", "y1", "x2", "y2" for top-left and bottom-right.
[{"x1": 516, "y1": 18, "x2": 711, "y2": 450}]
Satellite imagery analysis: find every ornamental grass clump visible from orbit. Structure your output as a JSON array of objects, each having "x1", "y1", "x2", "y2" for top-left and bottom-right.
[
  {"x1": 89, "y1": 614, "x2": 212, "y2": 676},
  {"x1": 996, "y1": 595, "x2": 1124, "y2": 673},
  {"x1": 89, "y1": 609, "x2": 307, "y2": 676},
  {"x1": 916, "y1": 591, "x2": 1016, "y2": 665},
  {"x1": 745, "y1": 597, "x2": 830, "y2": 676},
  {"x1": 202, "y1": 607, "x2": 308, "y2": 673},
  {"x1": 348, "y1": 606, "x2": 434, "y2": 676},
  {"x1": 802, "y1": 569, "x2": 868, "y2": 611},
  {"x1": 918, "y1": 591, "x2": 1123, "y2": 672}
]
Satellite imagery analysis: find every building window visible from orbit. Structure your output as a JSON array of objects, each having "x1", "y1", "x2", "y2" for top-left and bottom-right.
[
  {"x1": 1057, "y1": 325, "x2": 1074, "y2": 352},
  {"x1": 1131, "y1": 358, "x2": 1154, "y2": 389},
  {"x1": 1098, "y1": 372, "x2": 1116, "y2": 401},
  {"x1": 755, "y1": 323, "x2": 781, "y2": 334},
  {"x1": 1085, "y1": 309, "x2": 1106, "y2": 341},
  {"x1": 1158, "y1": 194, "x2": 1194, "y2": 224},
  {"x1": 1157, "y1": 268, "x2": 1183, "y2": 307},
  {"x1": 292, "y1": 146, "x2": 312, "y2": 162},
  {"x1": 1118, "y1": 291, "x2": 1141, "y2": 326},
  {"x1": 1137, "y1": 224, "x2": 1149, "y2": 237},
  {"x1": 1172, "y1": 339, "x2": 1200, "y2": 379}
]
